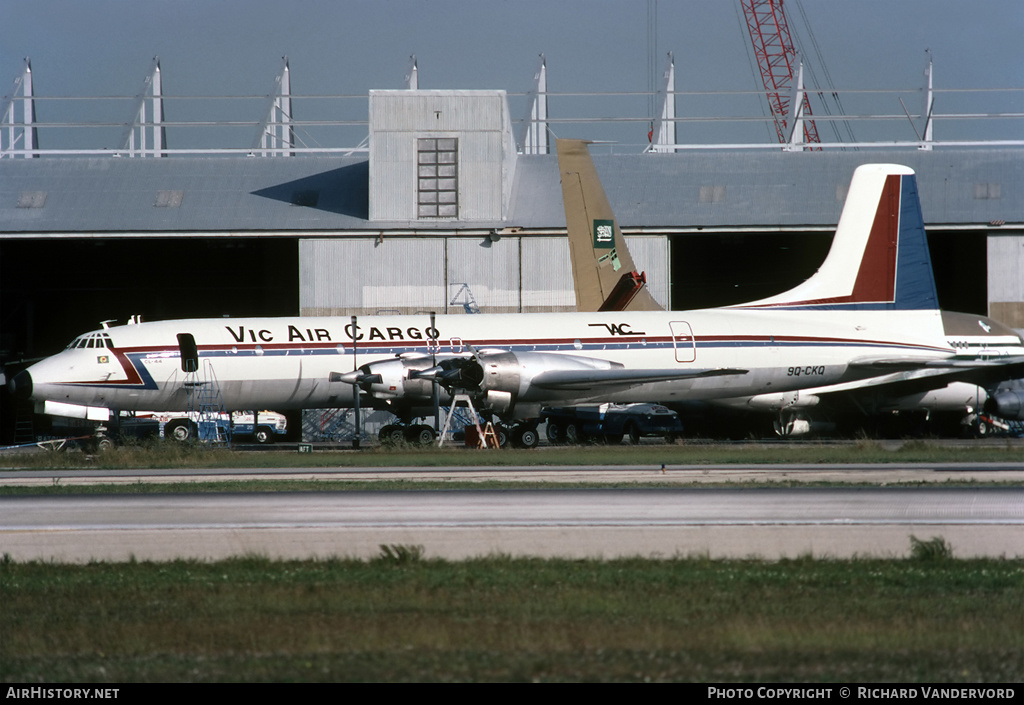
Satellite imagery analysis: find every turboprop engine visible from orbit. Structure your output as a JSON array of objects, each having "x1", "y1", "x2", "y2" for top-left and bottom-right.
[
  {"x1": 445, "y1": 350, "x2": 625, "y2": 416},
  {"x1": 333, "y1": 349, "x2": 625, "y2": 418},
  {"x1": 745, "y1": 391, "x2": 821, "y2": 412},
  {"x1": 331, "y1": 356, "x2": 443, "y2": 402},
  {"x1": 985, "y1": 389, "x2": 1024, "y2": 421}
]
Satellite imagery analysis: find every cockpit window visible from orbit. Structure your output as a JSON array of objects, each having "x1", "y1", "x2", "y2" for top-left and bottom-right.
[{"x1": 65, "y1": 333, "x2": 114, "y2": 350}]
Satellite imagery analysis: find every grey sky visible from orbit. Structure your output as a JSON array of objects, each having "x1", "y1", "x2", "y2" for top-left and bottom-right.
[{"x1": 2, "y1": 0, "x2": 1021, "y2": 151}]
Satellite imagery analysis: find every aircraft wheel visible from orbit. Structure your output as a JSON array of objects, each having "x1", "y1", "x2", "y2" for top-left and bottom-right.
[
  {"x1": 166, "y1": 420, "x2": 196, "y2": 442},
  {"x1": 495, "y1": 425, "x2": 510, "y2": 448},
  {"x1": 626, "y1": 422, "x2": 641, "y2": 445},
  {"x1": 254, "y1": 426, "x2": 275, "y2": 444},
  {"x1": 379, "y1": 425, "x2": 406, "y2": 445},
  {"x1": 545, "y1": 421, "x2": 564, "y2": 444},
  {"x1": 514, "y1": 426, "x2": 540, "y2": 449},
  {"x1": 564, "y1": 422, "x2": 581, "y2": 445},
  {"x1": 406, "y1": 424, "x2": 435, "y2": 445},
  {"x1": 95, "y1": 437, "x2": 116, "y2": 452}
]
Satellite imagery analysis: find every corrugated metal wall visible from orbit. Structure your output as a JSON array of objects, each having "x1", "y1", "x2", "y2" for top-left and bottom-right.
[
  {"x1": 299, "y1": 234, "x2": 671, "y2": 316},
  {"x1": 446, "y1": 237, "x2": 520, "y2": 312},
  {"x1": 987, "y1": 231, "x2": 1024, "y2": 327},
  {"x1": 520, "y1": 237, "x2": 575, "y2": 311},
  {"x1": 623, "y1": 235, "x2": 670, "y2": 309},
  {"x1": 300, "y1": 238, "x2": 446, "y2": 316}
]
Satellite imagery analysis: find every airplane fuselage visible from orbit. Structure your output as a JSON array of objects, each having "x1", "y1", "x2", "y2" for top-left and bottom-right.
[{"x1": 18, "y1": 307, "x2": 984, "y2": 419}]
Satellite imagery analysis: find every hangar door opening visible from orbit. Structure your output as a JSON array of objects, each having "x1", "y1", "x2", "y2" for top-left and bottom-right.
[
  {"x1": 669, "y1": 232, "x2": 833, "y2": 310},
  {"x1": 667, "y1": 230, "x2": 987, "y2": 316},
  {"x1": 1, "y1": 238, "x2": 299, "y2": 360}
]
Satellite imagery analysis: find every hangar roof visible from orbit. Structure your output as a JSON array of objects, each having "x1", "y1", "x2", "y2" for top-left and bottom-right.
[{"x1": 0, "y1": 149, "x2": 1020, "y2": 236}]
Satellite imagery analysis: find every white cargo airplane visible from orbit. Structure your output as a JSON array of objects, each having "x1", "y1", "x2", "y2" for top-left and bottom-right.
[
  {"x1": 557, "y1": 138, "x2": 1024, "y2": 437},
  {"x1": 10, "y1": 146, "x2": 1024, "y2": 445}
]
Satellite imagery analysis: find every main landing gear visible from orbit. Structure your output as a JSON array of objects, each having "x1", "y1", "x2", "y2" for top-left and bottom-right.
[
  {"x1": 505, "y1": 422, "x2": 540, "y2": 449},
  {"x1": 478, "y1": 420, "x2": 540, "y2": 449},
  {"x1": 378, "y1": 420, "x2": 540, "y2": 448},
  {"x1": 379, "y1": 423, "x2": 436, "y2": 445}
]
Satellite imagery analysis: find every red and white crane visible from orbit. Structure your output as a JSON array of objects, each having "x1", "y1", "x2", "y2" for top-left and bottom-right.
[{"x1": 740, "y1": 0, "x2": 821, "y2": 149}]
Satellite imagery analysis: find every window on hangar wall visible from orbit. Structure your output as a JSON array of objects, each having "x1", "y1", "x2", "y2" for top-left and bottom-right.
[{"x1": 417, "y1": 138, "x2": 458, "y2": 218}]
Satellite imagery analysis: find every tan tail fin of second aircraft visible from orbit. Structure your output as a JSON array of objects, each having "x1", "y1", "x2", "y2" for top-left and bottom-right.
[{"x1": 556, "y1": 139, "x2": 663, "y2": 312}]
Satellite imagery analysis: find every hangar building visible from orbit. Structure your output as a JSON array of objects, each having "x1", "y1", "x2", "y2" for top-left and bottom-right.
[{"x1": 1, "y1": 65, "x2": 1021, "y2": 442}]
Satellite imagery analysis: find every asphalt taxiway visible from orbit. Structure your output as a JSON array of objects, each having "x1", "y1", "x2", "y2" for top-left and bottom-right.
[
  {"x1": 4, "y1": 461, "x2": 1024, "y2": 486},
  {"x1": 2, "y1": 472, "x2": 1023, "y2": 561}
]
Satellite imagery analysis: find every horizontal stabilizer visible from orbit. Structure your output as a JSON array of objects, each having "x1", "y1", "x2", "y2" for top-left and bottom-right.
[{"x1": 849, "y1": 355, "x2": 1024, "y2": 371}]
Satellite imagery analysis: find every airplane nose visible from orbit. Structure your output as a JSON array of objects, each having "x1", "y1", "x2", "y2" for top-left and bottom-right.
[{"x1": 8, "y1": 369, "x2": 32, "y2": 401}]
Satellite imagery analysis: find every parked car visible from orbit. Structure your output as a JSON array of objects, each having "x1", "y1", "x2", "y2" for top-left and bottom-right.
[
  {"x1": 158, "y1": 410, "x2": 288, "y2": 444},
  {"x1": 542, "y1": 403, "x2": 682, "y2": 444}
]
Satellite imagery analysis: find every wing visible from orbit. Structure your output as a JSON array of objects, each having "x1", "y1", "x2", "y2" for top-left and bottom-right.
[
  {"x1": 850, "y1": 354, "x2": 1024, "y2": 371},
  {"x1": 798, "y1": 356, "x2": 1024, "y2": 408},
  {"x1": 532, "y1": 366, "x2": 747, "y2": 391}
]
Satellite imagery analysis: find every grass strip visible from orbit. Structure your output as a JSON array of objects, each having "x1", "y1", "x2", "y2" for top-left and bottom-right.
[
  {"x1": 2, "y1": 477, "x2": 1022, "y2": 496},
  {"x1": 1, "y1": 552, "x2": 1022, "y2": 682},
  {"x1": 5, "y1": 437, "x2": 1024, "y2": 471}
]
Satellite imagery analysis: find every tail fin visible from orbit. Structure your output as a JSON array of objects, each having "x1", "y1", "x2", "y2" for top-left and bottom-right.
[
  {"x1": 556, "y1": 139, "x2": 663, "y2": 312},
  {"x1": 736, "y1": 164, "x2": 940, "y2": 311}
]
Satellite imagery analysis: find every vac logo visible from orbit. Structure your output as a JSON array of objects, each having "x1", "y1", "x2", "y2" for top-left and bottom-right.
[
  {"x1": 589, "y1": 322, "x2": 646, "y2": 336},
  {"x1": 593, "y1": 219, "x2": 614, "y2": 249}
]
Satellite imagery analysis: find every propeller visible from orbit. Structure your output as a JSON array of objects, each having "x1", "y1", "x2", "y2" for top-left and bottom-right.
[{"x1": 330, "y1": 368, "x2": 382, "y2": 388}]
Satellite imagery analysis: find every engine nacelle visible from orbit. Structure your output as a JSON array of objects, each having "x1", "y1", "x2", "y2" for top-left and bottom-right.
[
  {"x1": 985, "y1": 390, "x2": 1024, "y2": 421},
  {"x1": 339, "y1": 350, "x2": 622, "y2": 417},
  {"x1": 746, "y1": 391, "x2": 820, "y2": 412},
  {"x1": 473, "y1": 351, "x2": 619, "y2": 395},
  {"x1": 884, "y1": 382, "x2": 986, "y2": 413},
  {"x1": 357, "y1": 357, "x2": 439, "y2": 401},
  {"x1": 449, "y1": 350, "x2": 623, "y2": 416}
]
